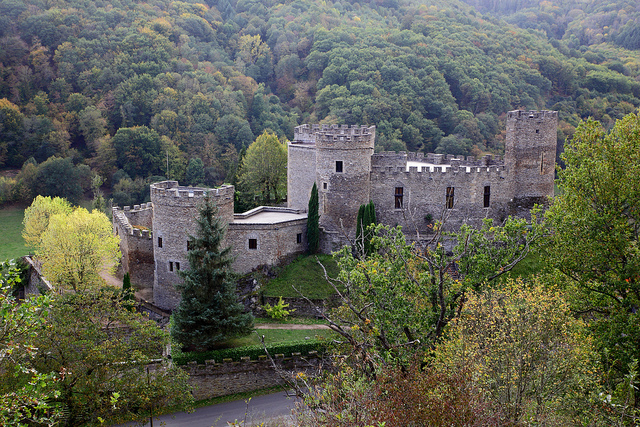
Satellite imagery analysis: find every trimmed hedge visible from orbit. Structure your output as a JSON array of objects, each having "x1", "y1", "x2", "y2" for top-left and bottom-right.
[{"x1": 174, "y1": 339, "x2": 325, "y2": 365}]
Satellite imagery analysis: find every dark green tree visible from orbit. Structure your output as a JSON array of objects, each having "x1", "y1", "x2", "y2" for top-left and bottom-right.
[
  {"x1": 307, "y1": 182, "x2": 319, "y2": 254},
  {"x1": 356, "y1": 201, "x2": 377, "y2": 256},
  {"x1": 184, "y1": 157, "x2": 205, "y2": 186},
  {"x1": 171, "y1": 195, "x2": 253, "y2": 350}
]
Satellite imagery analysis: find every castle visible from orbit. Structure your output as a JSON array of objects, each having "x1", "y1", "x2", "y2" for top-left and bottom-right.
[{"x1": 113, "y1": 110, "x2": 558, "y2": 311}]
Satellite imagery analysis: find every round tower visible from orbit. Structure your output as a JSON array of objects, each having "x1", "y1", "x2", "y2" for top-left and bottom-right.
[
  {"x1": 504, "y1": 110, "x2": 558, "y2": 209},
  {"x1": 150, "y1": 181, "x2": 234, "y2": 310},
  {"x1": 315, "y1": 125, "x2": 375, "y2": 241}
]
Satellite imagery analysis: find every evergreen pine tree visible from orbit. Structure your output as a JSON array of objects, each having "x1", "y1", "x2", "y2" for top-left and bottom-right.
[
  {"x1": 171, "y1": 195, "x2": 253, "y2": 351},
  {"x1": 307, "y1": 183, "x2": 320, "y2": 254},
  {"x1": 356, "y1": 201, "x2": 377, "y2": 256}
]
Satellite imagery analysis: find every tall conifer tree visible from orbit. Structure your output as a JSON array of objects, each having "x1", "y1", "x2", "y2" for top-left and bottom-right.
[
  {"x1": 307, "y1": 183, "x2": 320, "y2": 254},
  {"x1": 171, "y1": 195, "x2": 253, "y2": 350}
]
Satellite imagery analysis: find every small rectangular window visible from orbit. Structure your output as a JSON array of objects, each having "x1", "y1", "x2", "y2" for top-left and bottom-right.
[
  {"x1": 158, "y1": 237, "x2": 163, "y2": 248},
  {"x1": 484, "y1": 186, "x2": 490, "y2": 208},
  {"x1": 176, "y1": 262, "x2": 180, "y2": 271},
  {"x1": 323, "y1": 182, "x2": 327, "y2": 190},
  {"x1": 446, "y1": 187, "x2": 455, "y2": 209},
  {"x1": 249, "y1": 238, "x2": 257, "y2": 250},
  {"x1": 297, "y1": 233, "x2": 302, "y2": 244},
  {"x1": 169, "y1": 261, "x2": 173, "y2": 272},
  {"x1": 335, "y1": 161, "x2": 343, "y2": 173},
  {"x1": 394, "y1": 187, "x2": 404, "y2": 209},
  {"x1": 536, "y1": 129, "x2": 540, "y2": 133}
]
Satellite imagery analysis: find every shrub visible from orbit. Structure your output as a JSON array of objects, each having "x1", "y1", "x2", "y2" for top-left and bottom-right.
[{"x1": 174, "y1": 339, "x2": 324, "y2": 365}]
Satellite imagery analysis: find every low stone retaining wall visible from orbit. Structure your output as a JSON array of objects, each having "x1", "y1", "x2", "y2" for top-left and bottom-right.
[{"x1": 182, "y1": 354, "x2": 321, "y2": 400}]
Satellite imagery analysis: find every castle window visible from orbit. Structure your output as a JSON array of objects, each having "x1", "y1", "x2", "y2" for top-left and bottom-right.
[
  {"x1": 540, "y1": 153, "x2": 544, "y2": 174},
  {"x1": 176, "y1": 262, "x2": 180, "y2": 271},
  {"x1": 323, "y1": 182, "x2": 327, "y2": 190},
  {"x1": 169, "y1": 261, "x2": 173, "y2": 272},
  {"x1": 335, "y1": 161, "x2": 343, "y2": 173},
  {"x1": 446, "y1": 187, "x2": 455, "y2": 209},
  {"x1": 536, "y1": 129, "x2": 540, "y2": 133},
  {"x1": 484, "y1": 186, "x2": 491, "y2": 208},
  {"x1": 158, "y1": 237, "x2": 162, "y2": 248},
  {"x1": 187, "y1": 241, "x2": 193, "y2": 251},
  {"x1": 249, "y1": 238, "x2": 257, "y2": 250},
  {"x1": 395, "y1": 187, "x2": 404, "y2": 209},
  {"x1": 297, "y1": 233, "x2": 302, "y2": 244}
]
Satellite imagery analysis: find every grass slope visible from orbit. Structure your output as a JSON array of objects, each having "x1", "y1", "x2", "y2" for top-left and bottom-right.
[
  {"x1": 0, "y1": 206, "x2": 28, "y2": 261},
  {"x1": 261, "y1": 254, "x2": 340, "y2": 299}
]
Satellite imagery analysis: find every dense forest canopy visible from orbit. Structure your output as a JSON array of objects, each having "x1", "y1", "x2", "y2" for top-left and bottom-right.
[{"x1": 1, "y1": 0, "x2": 639, "y2": 205}]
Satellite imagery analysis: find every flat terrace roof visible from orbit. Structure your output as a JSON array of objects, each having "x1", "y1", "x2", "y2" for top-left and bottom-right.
[{"x1": 232, "y1": 207, "x2": 307, "y2": 224}]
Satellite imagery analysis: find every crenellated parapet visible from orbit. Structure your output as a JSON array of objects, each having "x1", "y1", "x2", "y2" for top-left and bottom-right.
[
  {"x1": 112, "y1": 206, "x2": 153, "y2": 239},
  {"x1": 372, "y1": 151, "x2": 504, "y2": 167},
  {"x1": 150, "y1": 181, "x2": 234, "y2": 202},
  {"x1": 315, "y1": 125, "x2": 375, "y2": 150},
  {"x1": 371, "y1": 164, "x2": 506, "y2": 182},
  {"x1": 507, "y1": 110, "x2": 558, "y2": 121}
]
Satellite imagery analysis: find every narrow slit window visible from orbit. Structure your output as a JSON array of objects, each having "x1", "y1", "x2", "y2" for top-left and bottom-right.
[
  {"x1": 323, "y1": 182, "x2": 327, "y2": 190},
  {"x1": 395, "y1": 187, "x2": 404, "y2": 209},
  {"x1": 335, "y1": 161, "x2": 343, "y2": 173},
  {"x1": 176, "y1": 262, "x2": 180, "y2": 271},
  {"x1": 484, "y1": 185, "x2": 491, "y2": 208},
  {"x1": 248, "y1": 238, "x2": 257, "y2": 250},
  {"x1": 446, "y1": 187, "x2": 455, "y2": 209},
  {"x1": 158, "y1": 237, "x2": 162, "y2": 248},
  {"x1": 540, "y1": 153, "x2": 544, "y2": 174},
  {"x1": 297, "y1": 233, "x2": 302, "y2": 244},
  {"x1": 169, "y1": 261, "x2": 173, "y2": 272}
]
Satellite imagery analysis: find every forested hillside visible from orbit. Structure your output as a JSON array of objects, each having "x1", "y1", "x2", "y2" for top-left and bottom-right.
[{"x1": 1, "y1": 0, "x2": 639, "y2": 205}]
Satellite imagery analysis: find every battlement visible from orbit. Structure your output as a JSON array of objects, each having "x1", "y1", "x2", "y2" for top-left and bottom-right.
[
  {"x1": 507, "y1": 110, "x2": 558, "y2": 120},
  {"x1": 150, "y1": 181, "x2": 234, "y2": 200},
  {"x1": 112, "y1": 207, "x2": 153, "y2": 239},
  {"x1": 372, "y1": 151, "x2": 504, "y2": 167},
  {"x1": 293, "y1": 124, "x2": 376, "y2": 148},
  {"x1": 371, "y1": 164, "x2": 505, "y2": 176}
]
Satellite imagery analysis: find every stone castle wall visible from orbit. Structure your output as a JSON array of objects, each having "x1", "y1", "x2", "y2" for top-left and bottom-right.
[
  {"x1": 183, "y1": 354, "x2": 321, "y2": 400},
  {"x1": 371, "y1": 162, "x2": 510, "y2": 233},
  {"x1": 315, "y1": 125, "x2": 375, "y2": 238},
  {"x1": 505, "y1": 110, "x2": 558, "y2": 204},
  {"x1": 287, "y1": 142, "x2": 317, "y2": 211},
  {"x1": 112, "y1": 204, "x2": 154, "y2": 288},
  {"x1": 151, "y1": 181, "x2": 235, "y2": 310},
  {"x1": 228, "y1": 209, "x2": 308, "y2": 274}
]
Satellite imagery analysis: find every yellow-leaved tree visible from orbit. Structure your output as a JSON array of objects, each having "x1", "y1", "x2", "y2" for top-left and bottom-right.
[
  {"x1": 22, "y1": 195, "x2": 73, "y2": 249},
  {"x1": 36, "y1": 207, "x2": 120, "y2": 292}
]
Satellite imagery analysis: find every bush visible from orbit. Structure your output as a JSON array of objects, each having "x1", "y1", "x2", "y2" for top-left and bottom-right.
[{"x1": 174, "y1": 339, "x2": 324, "y2": 365}]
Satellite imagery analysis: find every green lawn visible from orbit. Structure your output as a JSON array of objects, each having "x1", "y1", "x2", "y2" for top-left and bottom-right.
[
  {"x1": 261, "y1": 254, "x2": 340, "y2": 299},
  {"x1": 215, "y1": 327, "x2": 335, "y2": 349},
  {"x1": 0, "y1": 205, "x2": 29, "y2": 261}
]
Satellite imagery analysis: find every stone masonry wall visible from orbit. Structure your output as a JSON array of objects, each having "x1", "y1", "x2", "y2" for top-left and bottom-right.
[
  {"x1": 315, "y1": 125, "x2": 375, "y2": 239},
  {"x1": 287, "y1": 142, "x2": 317, "y2": 211},
  {"x1": 504, "y1": 110, "x2": 558, "y2": 202},
  {"x1": 113, "y1": 204, "x2": 154, "y2": 288},
  {"x1": 371, "y1": 153, "x2": 512, "y2": 233},
  {"x1": 227, "y1": 215, "x2": 308, "y2": 273},
  {"x1": 183, "y1": 355, "x2": 322, "y2": 400},
  {"x1": 151, "y1": 181, "x2": 234, "y2": 311}
]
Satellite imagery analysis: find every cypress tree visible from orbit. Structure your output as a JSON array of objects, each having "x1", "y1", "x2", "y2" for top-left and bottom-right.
[
  {"x1": 355, "y1": 204, "x2": 365, "y2": 253},
  {"x1": 171, "y1": 194, "x2": 253, "y2": 351},
  {"x1": 122, "y1": 272, "x2": 133, "y2": 302},
  {"x1": 307, "y1": 182, "x2": 320, "y2": 254}
]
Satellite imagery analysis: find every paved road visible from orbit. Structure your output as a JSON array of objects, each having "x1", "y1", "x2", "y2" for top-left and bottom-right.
[{"x1": 131, "y1": 390, "x2": 300, "y2": 427}]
